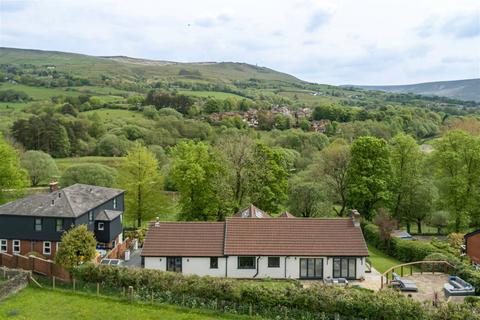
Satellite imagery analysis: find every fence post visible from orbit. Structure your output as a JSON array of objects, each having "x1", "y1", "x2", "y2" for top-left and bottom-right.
[
  {"x1": 128, "y1": 286, "x2": 134, "y2": 302},
  {"x1": 122, "y1": 287, "x2": 126, "y2": 297},
  {"x1": 73, "y1": 278, "x2": 76, "y2": 292},
  {"x1": 53, "y1": 276, "x2": 56, "y2": 290},
  {"x1": 151, "y1": 290, "x2": 154, "y2": 304},
  {"x1": 249, "y1": 304, "x2": 252, "y2": 316},
  {"x1": 97, "y1": 282, "x2": 100, "y2": 296}
]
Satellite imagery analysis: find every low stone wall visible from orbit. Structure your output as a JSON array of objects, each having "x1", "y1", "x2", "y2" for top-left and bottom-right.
[{"x1": 0, "y1": 268, "x2": 29, "y2": 301}]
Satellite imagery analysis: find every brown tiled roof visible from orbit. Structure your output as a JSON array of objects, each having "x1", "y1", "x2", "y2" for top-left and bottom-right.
[
  {"x1": 141, "y1": 222, "x2": 225, "y2": 257},
  {"x1": 233, "y1": 204, "x2": 271, "y2": 218},
  {"x1": 224, "y1": 218, "x2": 368, "y2": 256}
]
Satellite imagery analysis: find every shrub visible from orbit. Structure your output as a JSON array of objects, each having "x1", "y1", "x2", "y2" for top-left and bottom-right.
[{"x1": 73, "y1": 264, "x2": 432, "y2": 320}]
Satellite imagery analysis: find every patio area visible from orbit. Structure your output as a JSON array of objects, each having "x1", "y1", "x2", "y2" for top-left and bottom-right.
[{"x1": 397, "y1": 273, "x2": 465, "y2": 302}]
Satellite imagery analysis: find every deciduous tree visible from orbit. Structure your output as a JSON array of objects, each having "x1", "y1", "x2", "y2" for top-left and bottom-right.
[
  {"x1": 0, "y1": 134, "x2": 27, "y2": 203},
  {"x1": 21, "y1": 150, "x2": 59, "y2": 186}
]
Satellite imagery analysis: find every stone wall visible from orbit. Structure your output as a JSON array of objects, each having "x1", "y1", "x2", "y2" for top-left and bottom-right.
[{"x1": 0, "y1": 268, "x2": 29, "y2": 301}]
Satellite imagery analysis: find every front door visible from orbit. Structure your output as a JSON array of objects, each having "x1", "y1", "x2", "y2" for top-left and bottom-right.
[
  {"x1": 299, "y1": 258, "x2": 323, "y2": 279},
  {"x1": 166, "y1": 257, "x2": 182, "y2": 272}
]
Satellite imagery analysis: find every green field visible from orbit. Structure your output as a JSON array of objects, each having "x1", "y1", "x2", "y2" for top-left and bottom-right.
[
  {"x1": 55, "y1": 156, "x2": 125, "y2": 175},
  {"x1": 178, "y1": 90, "x2": 246, "y2": 99},
  {"x1": 0, "y1": 83, "x2": 81, "y2": 100},
  {"x1": 0, "y1": 287, "x2": 255, "y2": 320}
]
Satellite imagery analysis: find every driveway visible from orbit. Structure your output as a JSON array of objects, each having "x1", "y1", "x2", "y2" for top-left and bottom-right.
[{"x1": 123, "y1": 248, "x2": 142, "y2": 268}]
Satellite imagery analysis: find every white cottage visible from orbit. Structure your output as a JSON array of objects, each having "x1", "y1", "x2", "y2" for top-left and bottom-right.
[{"x1": 141, "y1": 206, "x2": 369, "y2": 280}]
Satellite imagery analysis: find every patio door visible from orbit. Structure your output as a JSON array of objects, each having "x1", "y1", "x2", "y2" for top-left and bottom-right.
[
  {"x1": 299, "y1": 258, "x2": 323, "y2": 279},
  {"x1": 167, "y1": 257, "x2": 182, "y2": 272},
  {"x1": 332, "y1": 257, "x2": 356, "y2": 279}
]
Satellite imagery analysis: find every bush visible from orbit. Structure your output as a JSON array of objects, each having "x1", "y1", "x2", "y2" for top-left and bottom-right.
[{"x1": 73, "y1": 264, "x2": 432, "y2": 320}]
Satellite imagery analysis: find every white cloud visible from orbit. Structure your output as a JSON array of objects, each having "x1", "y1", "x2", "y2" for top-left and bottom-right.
[{"x1": 0, "y1": 0, "x2": 478, "y2": 85}]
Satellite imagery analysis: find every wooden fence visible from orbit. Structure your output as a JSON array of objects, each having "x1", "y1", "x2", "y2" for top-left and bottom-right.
[
  {"x1": 0, "y1": 252, "x2": 70, "y2": 281},
  {"x1": 381, "y1": 260, "x2": 455, "y2": 289}
]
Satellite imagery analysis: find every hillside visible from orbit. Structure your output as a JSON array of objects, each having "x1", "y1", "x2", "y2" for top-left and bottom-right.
[
  {"x1": 352, "y1": 79, "x2": 480, "y2": 102},
  {"x1": 0, "y1": 47, "x2": 303, "y2": 85}
]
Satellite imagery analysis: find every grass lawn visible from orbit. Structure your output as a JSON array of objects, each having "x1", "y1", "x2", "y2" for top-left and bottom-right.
[
  {"x1": 0, "y1": 287, "x2": 256, "y2": 320},
  {"x1": 367, "y1": 245, "x2": 406, "y2": 274}
]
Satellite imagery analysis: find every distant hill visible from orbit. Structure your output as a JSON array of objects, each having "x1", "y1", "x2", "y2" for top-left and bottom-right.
[
  {"x1": 0, "y1": 47, "x2": 303, "y2": 85},
  {"x1": 350, "y1": 79, "x2": 480, "y2": 102}
]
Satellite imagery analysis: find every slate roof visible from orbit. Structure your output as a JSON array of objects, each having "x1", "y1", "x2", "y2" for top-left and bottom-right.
[
  {"x1": 0, "y1": 184, "x2": 124, "y2": 218},
  {"x1": 96, "y1": 210, "x2": 122, "y2": 221},
  {"x1": 141, "y1": 217, "x2": 369, "y2": 257},
  {"x1": 141, "y1": 222, "x2": 225, "y2": 257},
  {"x1": 233, "y1": 204, "x2": 271, "y2": 218}
]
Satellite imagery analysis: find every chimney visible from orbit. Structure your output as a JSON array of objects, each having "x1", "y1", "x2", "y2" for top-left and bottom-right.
[
  {"x1": 49, "y1": 181, "x2": 58, "y2": 193},
  {"x1": 351, "y1": 209, "x2": 361, "y2": 227},
  {"x1": 154, "y1": 217, "x2": 160, "y2": 227}
]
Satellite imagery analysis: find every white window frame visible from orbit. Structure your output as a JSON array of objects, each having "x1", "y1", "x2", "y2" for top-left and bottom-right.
[
  {"x1": 0, "y1": 239, "x2": 7, "y2": 253},
  {"x1": 113, "y1": 197, "x2": 117, "y2": 209},
  {"x1": 98, "y1": 222, "x2": 104, "y2": 231},
  {"x1": 56, "y1": 242, "x2": 61, "y2": 252},
  {"x1": 12, "y1": 240, "x2": 20, "y2": 254},
  {"x1": 43, "y1": 241, "x2": 51, "y2": 255}
]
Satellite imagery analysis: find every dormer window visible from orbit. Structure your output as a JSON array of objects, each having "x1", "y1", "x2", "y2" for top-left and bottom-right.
[{"x1": 113, "y1": 198, "x2": 117, "y2": 209}]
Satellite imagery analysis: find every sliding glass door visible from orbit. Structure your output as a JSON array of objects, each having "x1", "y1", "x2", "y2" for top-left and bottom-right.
[
  {"x1": 332, "y1": 257, "x2": 356, "y2": 279},
  {"x1": 299, "y1": 258, "x2": 323, "y2": 279}
]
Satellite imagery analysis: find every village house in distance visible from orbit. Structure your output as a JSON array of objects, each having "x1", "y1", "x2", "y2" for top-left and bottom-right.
[
  {"x1": 141, "y1": 205, "x2": 369, "y2": 280},
  {"x1": 0, "y1": 183, "x2": 125, "y2": 258}
]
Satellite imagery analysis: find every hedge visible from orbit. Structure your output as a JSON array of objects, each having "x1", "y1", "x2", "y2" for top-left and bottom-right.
[{"x1": 72, "y1": 264, "x2": 480, "y2": 319}]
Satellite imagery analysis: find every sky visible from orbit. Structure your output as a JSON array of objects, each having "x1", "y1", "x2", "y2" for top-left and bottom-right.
[{"x1": 0, "y1": 0, "x2": 479, "y2": 85}]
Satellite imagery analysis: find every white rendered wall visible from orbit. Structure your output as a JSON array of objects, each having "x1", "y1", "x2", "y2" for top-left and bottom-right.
[
  {"x1": 182, "y1": 257, "x2": 226, "y2": 277},
  {"x1": 144, "y1": 256, "x2": 166, "y2": 270}
]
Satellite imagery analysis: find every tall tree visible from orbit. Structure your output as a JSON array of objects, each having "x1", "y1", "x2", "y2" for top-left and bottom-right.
[
  {"x1": 388, "y1": 134, "x2": 433, "y2": 232},
  {"x1": 346, "y1": 136, "x2": 392, "y2": 220},
  {"x1": 215, "y1": 133, "x2": 253, "y2": 210},
  {"x1": 314, "y1": 139, "x2": 351, "y2": 216},
  {"x1": 288, "y1": 176, "x2": 328, "y2": 217},
  {"x1": 433, "y1": 130, "x2": 480, "y2": 231},
  {"x1": 21, "y1": 150, "x2": 59, "y2": 186},
  {"x1": 247, "y1": 143, "x2": 289, "y2": 214},
  {"x1": 170, "y1": 141, "x2": 230, "y2": 221},
  {"x1": 0, "y1": 134, "x2": 27, "y2": 203},
  {"x1": 118, "y1": 143, "x2": 164, "y2": 227}
]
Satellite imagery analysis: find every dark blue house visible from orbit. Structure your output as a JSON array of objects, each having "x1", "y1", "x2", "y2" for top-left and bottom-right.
[{"x1": 0, "y1": 183, "x2": 125, "y2": 258}]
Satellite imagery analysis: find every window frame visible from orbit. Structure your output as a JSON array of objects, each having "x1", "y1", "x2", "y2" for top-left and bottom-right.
[
  {"x1": 12, "y1": 240, "x2": 20, "y2": 254},
  {"x1": 56, "y1": 242, "x2": 61, "y2": 252},
  {"x1": 332, "y1": 257, "x2": 357, "y2": 279},
  {"x1": 56, "y1": 219, "x2": 63, "y2": 232},
  {"x1": 299, "y1": 258, "x2": 324, "y2": 279},
  {"x1": 268, "y1": 256, "x2": 280, "y2": 268},
  {"x1": 34, "y1": 218, "x2": 42, "y2": 232},
  {"x1": 0, "y1": 239, "x2": 7, "y2": 253},
  {"x1": 210, "y1": 257, "x2": 219, "y2": 269},
  {"x1": 98, "y1": 222, "x2": 105, "y2": 231},
  {"x1": 43, "y1": 241, "x2": 51, "y2": 255},
  {"x1": 237, "y1": 256, "x2": 256, "y2": 269},
  {"x1": 113, "y1": 197, "x2": 117, "y2": 209}
]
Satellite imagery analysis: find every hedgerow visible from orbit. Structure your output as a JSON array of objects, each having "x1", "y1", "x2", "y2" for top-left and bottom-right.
[{"x1": 72, "y1": 263, "x2": 480, "y2": 319}]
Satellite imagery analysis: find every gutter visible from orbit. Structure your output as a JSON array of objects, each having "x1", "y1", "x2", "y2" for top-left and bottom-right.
[{"x1": 253, "y1": 256, "x2": 261, "y2": 278}]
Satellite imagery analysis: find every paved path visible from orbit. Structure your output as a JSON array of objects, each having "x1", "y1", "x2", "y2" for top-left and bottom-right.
[{"x1": 123, "y1": 249, "x2": 142, "y2": 268}]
